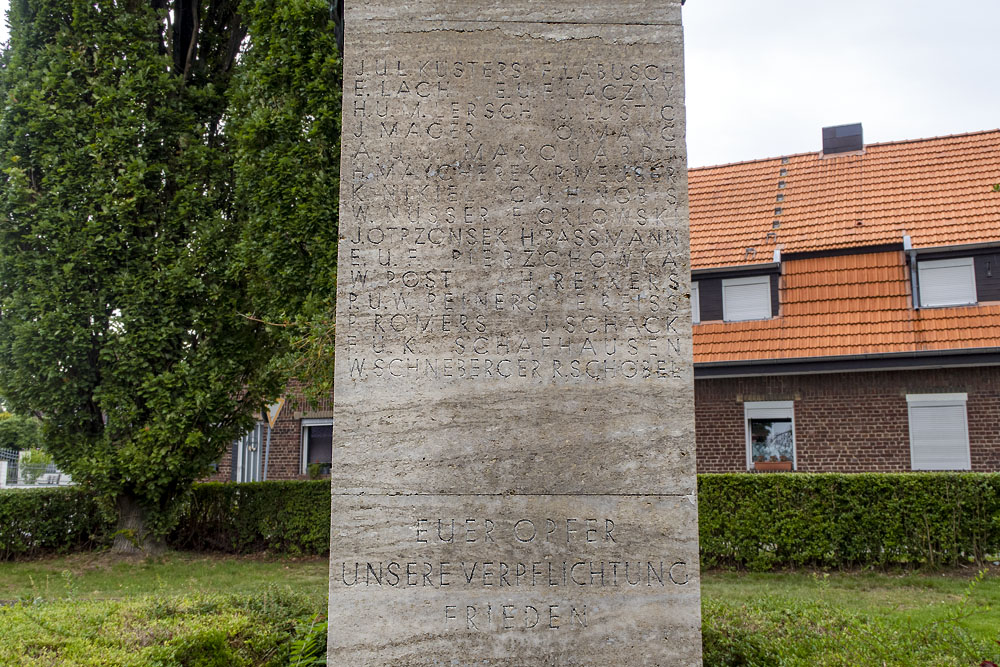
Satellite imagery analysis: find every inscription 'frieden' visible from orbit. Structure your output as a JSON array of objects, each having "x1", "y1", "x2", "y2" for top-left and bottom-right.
[{"x1": 330, "y1": 2, "x2": 699, "y2": 662}]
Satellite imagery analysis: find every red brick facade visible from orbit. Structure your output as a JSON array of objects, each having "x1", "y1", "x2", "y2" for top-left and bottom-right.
[
  {"x1": 207, "y1": 364, "x2": 1000, "y2": 482},
  {"x1": 206, "y1": 380, "x2": 335, "y2": 482},
  {"x1": 695, "y1": 366, "x2": 1000, "y2": 473}
]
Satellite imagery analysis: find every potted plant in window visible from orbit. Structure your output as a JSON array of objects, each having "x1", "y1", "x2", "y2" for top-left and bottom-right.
[
  {"x1": 307, "y1": 462, "x2": 332, "y2": 479},
  {"x1": 753, "y1": 455, "x2": 793, "y2": 472}
]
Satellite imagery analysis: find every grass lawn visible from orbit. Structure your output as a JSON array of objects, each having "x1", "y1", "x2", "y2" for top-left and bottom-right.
[
  {"x1": 1, "y1": 553, "x2": 998, "y2": 665},
  {"x1": 0, "y1": 551, "x2": 330, "y2": 608},
  {"x1": 703, "y1": 567, "x2": 1000, "y2": 642}
]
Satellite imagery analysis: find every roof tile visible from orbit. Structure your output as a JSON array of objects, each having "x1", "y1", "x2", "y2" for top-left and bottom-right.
[
  {"x1": 692, "y1": 131, "x2": 1000, "y2": 364},
  {"x1": 694, "y1": 250, "x2": 1000, "y2": 363},
  {"x1": 690, "y1": 130, "x2": 1000, "y2": 268}
]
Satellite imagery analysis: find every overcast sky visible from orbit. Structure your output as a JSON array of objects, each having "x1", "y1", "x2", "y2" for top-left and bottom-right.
[
  {"x1": 683, "y1": 0, "x2": 1000, "y2": 166},
  {"x1": 1, "y1": 1, "x2": 998, "y2": 168}
]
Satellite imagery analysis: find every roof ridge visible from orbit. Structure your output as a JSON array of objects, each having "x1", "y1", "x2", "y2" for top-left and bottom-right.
[{"x1": 689, "y1": 128, "x2": 1000, "y2": 172}]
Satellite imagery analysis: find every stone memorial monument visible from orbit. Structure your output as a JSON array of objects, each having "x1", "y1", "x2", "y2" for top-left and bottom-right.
[{"x1": 330, "y1": 1, "x2": 700, "y2": 663}]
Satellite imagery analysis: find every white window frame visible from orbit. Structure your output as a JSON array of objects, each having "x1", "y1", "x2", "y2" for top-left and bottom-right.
[
  {"x1": 301, "y1": 418, "x2": 334, "y2": 475},
  {"x1": 723, "y1": 275, "x2": 772, "y2": 322},
  {"x1": 744, "y1": 401, "x2": 796, "y2": 471},
  {"x1": 906, "y1": 393, "x2": 971, "y2": 471},
  {"x1": 918, "y1": 257, "x2": 977, "y2": 307},
  {"x1": 233, "y1": 422, "x2": 266, "y2": 483},
  {"x1": 691, "y1": 281, "x2": 700, "y2": 324}
]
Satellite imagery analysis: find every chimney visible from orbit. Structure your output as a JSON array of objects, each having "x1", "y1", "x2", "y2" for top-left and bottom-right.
[{"x1": 821, "y1": 123, "x2": 863, "y2": 155}]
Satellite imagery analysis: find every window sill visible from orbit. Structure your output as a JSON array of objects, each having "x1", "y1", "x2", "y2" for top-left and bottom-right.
[
  {"x1": 917, "y1": 302, "x2": 978, "y2": 309},
  {"x1": 752, "y1": 461, "x2": 794, "y2": 472}
]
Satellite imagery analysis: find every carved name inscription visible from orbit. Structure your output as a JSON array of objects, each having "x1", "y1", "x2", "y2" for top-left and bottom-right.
[
  {"x1": 342, "y1": 52, "x2": 688, "y2": 386},
  {"x1": 331, "y1": 4, "x2": 699, "y2": 664}
]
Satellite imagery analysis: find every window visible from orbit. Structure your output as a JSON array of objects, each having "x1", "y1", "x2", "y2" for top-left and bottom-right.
[
  {"x1": 745, "y1": 401, "x2": 795, "y2": 471},
  {"x1": 232, "y1": 422, "x2": 265, "y2": 483},
  {"x1": 723, "y1": 275, "x2": 771, "y2": 322},
  {"x1": 918, "y1": 257, "x2": 977, "y2": 307},
  {"x1": 907, "y1": 393, "x2": 970, "y2": 470},
  {"x1": 301, "y1": 419, "x2": 333, "y2": 474},
  {"x1": 691, "y1": 281, "x2": 700, "y2": 324}
]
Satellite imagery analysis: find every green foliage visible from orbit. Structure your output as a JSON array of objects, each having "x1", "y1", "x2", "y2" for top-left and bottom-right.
[
  {"x1": 0, "y1": 588, "x2": 316, "y2": 666},
  {"x1": 0, "y1": 488, "x2": 112, "y2": 560},
  {"x1": 18, "y1": 447, "x2": 55, "y2": 484},
  {"x1": 288, "y1": 615, "x2": 328, "y2": 666},
  {"x1": 17, "y1": 448, "x2": 52, "y2": 467},
  {"x1": 229, "y1": 0, "x2": 342, "y2": 402},
  {"x1": 170, "y1": 481, "x2": 331, "y2": 555},
  {"x1": 306, "y1": 462, "x2": 329, "y2": 479},
  {"x1": 0, "y1": 412, "x2": 43, "y2": 451},
  {"x1": 0, "y1": 0, "x2": 339, "y2": 544},
  {"x1": 7, "y1": 475, "x2": 1000, "y2": 566},
  {"x1": 702, "y1": 595, "x2": 997, "y2": 666},
  {"x1": 699, "y1": 473, "x2": 1000, "y2": 570}
]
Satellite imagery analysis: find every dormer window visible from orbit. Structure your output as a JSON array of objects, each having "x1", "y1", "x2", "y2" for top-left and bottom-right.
[
  {"x1": 723, "y1": 275, "x2": 772, "y2": 322},
  {"x1": 918, "y1": 257, "x2": 977, "y2": 307},
  {"x1": 691, "y1": 269, "x2": 779, "y2": 323}
]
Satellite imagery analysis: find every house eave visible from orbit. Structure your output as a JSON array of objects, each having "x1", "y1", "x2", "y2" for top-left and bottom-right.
[{"x1": 694, "y1": 347, "x2": 1000, "y2": 379}]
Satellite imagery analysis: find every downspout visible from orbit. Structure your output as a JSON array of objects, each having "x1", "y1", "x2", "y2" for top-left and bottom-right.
[{"x1": 904, "y1": 234, "x2": 919, "y2": 309}]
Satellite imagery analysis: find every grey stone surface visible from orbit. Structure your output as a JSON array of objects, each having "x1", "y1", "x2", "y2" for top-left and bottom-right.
[
  {"x1": 329, "y1": 496, "x2": 700, "y2": 665},
  {"x1": 331, "y1": 1, "x2": 699, "y2": 663}
]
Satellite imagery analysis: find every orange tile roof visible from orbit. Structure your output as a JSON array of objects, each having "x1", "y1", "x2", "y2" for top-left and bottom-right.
[
  {"x1": 689, "y1": 129, "x2": 1000, "y2": 270},
  {"x1": 693, "y1": 251, "x2": 1000, "y2": 364}
]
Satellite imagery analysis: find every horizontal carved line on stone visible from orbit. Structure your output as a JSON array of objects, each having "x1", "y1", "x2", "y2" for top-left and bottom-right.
[
  {"x1": 367, "y1": 20, "x2": 679, "y2": 25},
  {"x1": 329, "y1": 493, "x2": 695, "y2": 497}
]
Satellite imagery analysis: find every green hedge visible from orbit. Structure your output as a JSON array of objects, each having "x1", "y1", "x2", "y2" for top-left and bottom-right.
[
  {"x1": 699, "y1": 473, "x2": 1000, "y2": 570},
  {"x1": 0, "y1": 487, "x2": 112, "y2": 560},
  {"x1": 169, "y1": 481, "x2": 331, "y2": 555},
  {"x1": 4, "y1": 475, "x2": 1000, "y2": 568}
]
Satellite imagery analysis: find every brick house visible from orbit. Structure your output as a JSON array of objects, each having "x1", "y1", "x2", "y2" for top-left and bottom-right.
[
  {"x1": 692, "y1": 126, "x2": 1000, "y2": 472},
  {"x1": 213, "y1": 126, "x2": 1000, "y2": 480},
  {"x1": 210, "y1": 380, "x2": 334, "y2": 482}
]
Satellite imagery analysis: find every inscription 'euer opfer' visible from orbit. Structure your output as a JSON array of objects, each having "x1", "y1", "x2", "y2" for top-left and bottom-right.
[
  {"x1": 331, "y1": 4, "x2": 700, "y2": 659},
  {"x1": 416, "y1": 517, "x2": 616, "y2": 544}
]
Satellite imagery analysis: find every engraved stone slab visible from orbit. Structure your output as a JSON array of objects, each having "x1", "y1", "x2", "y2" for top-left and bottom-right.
[
  {"x1": 329, "y1": 495, "x2": 700, "y2": 665},
  {"x1": 331, "y1": 1, "x2": 699, "y2": 664}
]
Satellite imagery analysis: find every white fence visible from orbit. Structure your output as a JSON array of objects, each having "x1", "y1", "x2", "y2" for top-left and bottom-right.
[
  {"x1": 0, "y1": 448, "x2": 72, "y2": 488},
  {"x1": 0, "y1": 447, "x2": 16, "y2": 487}
]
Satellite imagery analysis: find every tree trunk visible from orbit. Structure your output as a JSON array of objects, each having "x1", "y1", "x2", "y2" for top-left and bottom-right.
[{"x1": 112, "y1": 493, "x2": 165, "y2": 555}]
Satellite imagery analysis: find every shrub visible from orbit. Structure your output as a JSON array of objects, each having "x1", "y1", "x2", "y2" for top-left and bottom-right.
[
  {"x1": 0, "y1": 487, "x2": 112, "y2": 560},
  {"x1": 5, "y1": 474, "x2": 999, "y2": 566},
  {"x1": 18, "y1": 448, "x2": 55, "y2": 484},
  {"x1": 699, "y1": 472, "x2": 1000, "y2": 570},
  {"x1": 169, "y1": 481, "x2": 330, "y2": 555}
]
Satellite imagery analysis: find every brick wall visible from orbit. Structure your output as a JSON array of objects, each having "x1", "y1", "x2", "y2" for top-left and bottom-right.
[
  {"x1": 695, "y1": 366, "x2": 1000, "y2": 473},
  {"x1": 204, "y1": 379, "x2": 336, "y2": 482},
  {"x1": 210, "y1": 366, "x2": 1000, "y2": 481}
]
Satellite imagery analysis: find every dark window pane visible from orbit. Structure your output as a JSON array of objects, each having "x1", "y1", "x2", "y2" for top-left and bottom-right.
[
  {"x1": 749, "y1": 418, "x2": 793, "y2": 462},
  {"x1": 307, "y1": 425, "x2": 333, "y2": 465}
]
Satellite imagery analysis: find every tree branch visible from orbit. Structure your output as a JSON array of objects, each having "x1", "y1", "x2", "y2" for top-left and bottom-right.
[{"x1": 182, "y1": 1, "x2": 199, "y2": 82}]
